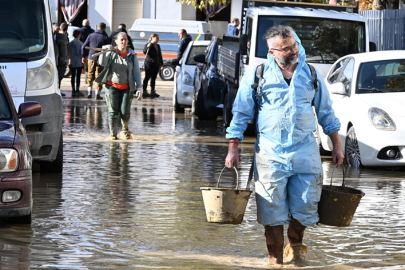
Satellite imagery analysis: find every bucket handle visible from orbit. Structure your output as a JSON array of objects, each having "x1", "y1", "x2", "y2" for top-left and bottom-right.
[
  {"x1": 330, "y1": 164, "x2": 347, "y2": 188},
  {"x1": 217, "y1": 166, "x2": 239, "y2": 189}
]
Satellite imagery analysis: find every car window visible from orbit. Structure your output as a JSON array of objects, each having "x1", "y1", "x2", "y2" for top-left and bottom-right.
[
  {"x1": 328, "y1": 58, "x2": 349, "y2": 84},
  {"x1": 186, "y1": 45, "x2": 208, "y2": 65},
  {"x1": 357, "y1": 59, "x2": 405, "y2": 93},
  {"x1": 0, "y1": 85, "x2": 12, "y2": 120},
  {"x1": 339, "y1": 58, "x2": 354, "y2": 94}
]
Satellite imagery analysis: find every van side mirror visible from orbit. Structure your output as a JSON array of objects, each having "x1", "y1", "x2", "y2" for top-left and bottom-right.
[
  {"x1": 18, "y1": 102, "x2": 42, "y2": 118},
  {"x1": 193, "y1": 54, "x2": 206, "y2": 64},
  {"x1": 239, "y1": 34, "x2": 248, "y2": 56},
  {"x1": 329, "y1": 82, "x2": 347, "y2": 95},
  {"x1": 369, "y1": 42, "x2": 377, "y2": 52}
]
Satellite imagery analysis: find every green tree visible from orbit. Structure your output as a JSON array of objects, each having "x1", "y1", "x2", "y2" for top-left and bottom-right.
[{"x1": 176, "y1": 0, "x2": 227, "y2": 10}]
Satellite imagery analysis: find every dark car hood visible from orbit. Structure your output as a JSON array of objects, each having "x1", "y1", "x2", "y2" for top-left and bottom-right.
[{"x1": 0, "y1": 122, "x2": 15, "y2": 147}]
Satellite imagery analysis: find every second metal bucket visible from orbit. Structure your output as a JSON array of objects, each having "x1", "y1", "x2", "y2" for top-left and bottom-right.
[
  {"x1": 200, "y1": 167, "x2": 252, "y2": 224},
  {"x1": 318, "y1": 166, "x2": 365, "y2": 227}
]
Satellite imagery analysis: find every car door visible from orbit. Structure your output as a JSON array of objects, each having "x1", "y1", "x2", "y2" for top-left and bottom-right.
[{"x1": 327, "y1": 57, "x2": 355, "y2": 150}]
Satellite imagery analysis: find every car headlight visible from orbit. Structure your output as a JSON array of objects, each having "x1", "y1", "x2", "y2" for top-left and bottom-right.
[
  {"x1": 368, "y1": 107, "x2": 396, "y2": 131},
  {"x1": 182, "y1": 71, "x2": 193, "y2": 86},
  {"x1": 26, "y1": 59, "x2": 54, "y2": 90},
  {"x1": 0, "y1": 149, "x2": 19, "y2": 172}
]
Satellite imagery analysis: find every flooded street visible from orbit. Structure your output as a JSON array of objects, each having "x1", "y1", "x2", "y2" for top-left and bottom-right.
[{"x1": 1, "y1": 80, "x2": 405, "y2": 269}]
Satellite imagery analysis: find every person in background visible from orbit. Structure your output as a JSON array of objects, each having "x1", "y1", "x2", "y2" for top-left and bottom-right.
[
  {"x1": 110, "y1": 23, "x2": 134, "y2": 50},
  {"x1": 52, "y1": 23, "x2": 60, "y2": 36},
  {"x1": 224, "y1": 25, "x2": 344, "y2": 266},
  {"x1": 142, "y1": 34, "x2": 163, "y2": 98},
  {"x1": 81, "y1": 22, "x2": 111, "y2": 100},
  {"x1": 79, "y1": 19, "x2": 94, "y2": 43},
  {"x1": 79, "y1": 19, "x2": 94, "y2": 81},
  {"x1": 95, "y1": 32, "x2": 142, "y2": 140},
  {"x1": 69, "y1": 29, "x2": 84, "y2": 97},
  {"x1": 170, "y1": 29, "x2": 192, "y2": 66},
  {"x1": 227, "y1": 18, "x2": 240, "y2": 36},
  {"x1": 54, "y1": 22, "x2": 70, "y2": 97}
]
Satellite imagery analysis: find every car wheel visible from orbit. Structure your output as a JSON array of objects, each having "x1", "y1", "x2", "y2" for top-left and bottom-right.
[
  {"x1": 345, "y1": 126, "x2": 361, "y2": 167},
  {"x1": 10, "y1": 213, "x2": 32, "y2": 224},
  {"x1": 196, "y1": 87, "x2": 217, "y2": 121},
  {"x1": 159, "y1": 64, "x2": 175, "y2": 81},
  {"x1": 40, "y1": 133, "x2": 63, "y2": 173},
  {"x1": 64, "y1": 66, "x2": 71, "y2": 78},
  {"x1": 223, "y1": 94, "x2": 233, "y2": 129},
  {"x1": 173, "y1": 84, "x2": 184, "y2": 113}
]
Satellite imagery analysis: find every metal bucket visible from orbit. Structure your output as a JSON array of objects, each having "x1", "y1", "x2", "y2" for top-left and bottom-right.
[
  {"x1": 318, "y1": 166, "x2": 365, "y2": 227},
  {"x1": 200, "y1": 167, "x2": 252, "y2": 224}
]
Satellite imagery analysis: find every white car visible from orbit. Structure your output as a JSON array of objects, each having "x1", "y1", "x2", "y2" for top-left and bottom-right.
[
  {"x1": 173, "y1": 40, "x2": 209, "y2": 113},
  {"x1": 318, "y1": 51, "x2": 405, "y2": 167}
]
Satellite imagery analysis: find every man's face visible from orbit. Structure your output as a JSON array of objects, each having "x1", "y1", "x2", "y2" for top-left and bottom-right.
[
  {"x1": 178, "y1": 31, "x2": 183, "y2": 39},
  {"x1": 234, "y1": 20, "x2": 240, "y2": 27},
  {"x1": 268, "y1": 36, "x2": 299, "y2": 66}
]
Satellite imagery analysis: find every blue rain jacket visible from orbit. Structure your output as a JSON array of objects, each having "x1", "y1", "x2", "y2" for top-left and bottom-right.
[{"x1": 226, "y1": 33, "x2": 340, "y2": 173}]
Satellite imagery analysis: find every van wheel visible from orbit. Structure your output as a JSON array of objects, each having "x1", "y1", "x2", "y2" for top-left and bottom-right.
[
  {"x1": 40, "y1": 134, "x2": 63, "y2": 173},
  {"x1": 159, "y1": 64, "x2": 175, "y2": 81},
  {"x1": 196, "y1": 88, "x2": 217, "y2": 121},
  {"x1": 10, "y1": 213, "x2": 32, "y2": 224}
]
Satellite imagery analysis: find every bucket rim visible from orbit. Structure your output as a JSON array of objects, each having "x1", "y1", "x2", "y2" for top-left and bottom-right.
[
  {"x1": 322, "y1": 185, "x2": 365, "y2": 196},
  {"x1": 200, "y1": 187, "x2": 253, "y2": 193}
]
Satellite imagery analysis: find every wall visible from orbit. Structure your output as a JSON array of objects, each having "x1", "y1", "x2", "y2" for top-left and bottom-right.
[
  {"x1": 230, "y1": 0, "x2": 243, "y2": 22},
  {"x1": 144, "y1": 0, "x2": 196, "y2": 20},
  {"x1": 49, "y1": 0, "x2": 58, "y2": 23},
  {"x1": 88, "y1": 0, "x2": 113, "y2": 34}
]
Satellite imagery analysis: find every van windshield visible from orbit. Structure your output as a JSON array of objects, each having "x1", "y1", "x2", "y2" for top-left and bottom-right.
[
  {"x1": 256, "y1": 16, "x2": 365, "y2": 63},
  {"x1": 0, "y1": 0, "x2": 47, "y2": 61}
]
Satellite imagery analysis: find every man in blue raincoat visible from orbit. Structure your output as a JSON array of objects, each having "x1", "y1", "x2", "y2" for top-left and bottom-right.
[{"x1": 225, "y1": 25, "x2": 344, "y2": 266}]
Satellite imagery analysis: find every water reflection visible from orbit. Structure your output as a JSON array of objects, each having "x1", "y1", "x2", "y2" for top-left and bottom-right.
[{"x1": 0, "y1": 97, "x2": 404, "y2": 269}]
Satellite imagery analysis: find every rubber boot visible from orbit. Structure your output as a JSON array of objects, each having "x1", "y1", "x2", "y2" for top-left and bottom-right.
[
  {"x1": 76, "y1": 82, "x2": 84, "y2": 96},
  {"x1": 71, "y1": 82, "x2": 76, "y2": 97},
  {"x1": 108, "y1": 116, "x2": 119, "y2": 140},
  {"x1": 95, "y1": 89, "x2": 103, "y2": 100},
  {"x1": 284, "y1": 219, "x2": 308, "y2": 266},
  {"x1": 264, "y1": 225, "x2": 284, "y2": 265},
  {"x1": 119, "y1": 119, "x2": 132, "y2": 140}
]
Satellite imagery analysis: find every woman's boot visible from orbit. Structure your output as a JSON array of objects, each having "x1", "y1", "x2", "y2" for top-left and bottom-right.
[
  {"x1": 264, "y1": 225, "x2": 284, "y2": 265},
  {"x1": 150, "y1": 87, "x2": 160, "y2": 98},
  {"x1": 142, "y1": 83, "x2": 150, "y2": 98}
]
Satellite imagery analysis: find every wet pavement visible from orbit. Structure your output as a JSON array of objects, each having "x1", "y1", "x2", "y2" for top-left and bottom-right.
[{"x1": 1, "y1": 77, "x2": 405, "y2": 269}]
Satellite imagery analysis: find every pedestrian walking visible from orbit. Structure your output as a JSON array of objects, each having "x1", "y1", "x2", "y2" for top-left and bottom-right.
[
  {"x1": 81, "y1": 22, "x2": 111, "y2": 100},
  {"x1": 142, "y1": 34, "x2": 163, "y2": 98},
  {"x1": 227, "y1": 18, "x2": 240, "y2": 36},
  {"x1": 110, "y1": 23, "x2": 134, "y2": 50},
  {"x1": 170, "y1": 29, "x2": 192, "y2": 66},
  {"x1": 69, "y1": 29, "x2": 84, "y2": 97},
  {"x1": 95, "y1": 32, "x2": 142, "y2": 140},
  {"x1": 224, "y1": 25, "x2": 344, "y2": 266},
  {"x1": 54, "y1": 22, "x2": 70, "y2": 97}
]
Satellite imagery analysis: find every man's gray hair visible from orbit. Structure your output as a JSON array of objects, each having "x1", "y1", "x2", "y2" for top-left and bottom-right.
[
  {"x1": 263, "y1": 25, "x2": 294, "y2": 42},
  {"x1": 115, "y1": 32, "x2": 127, "y2": 40}
]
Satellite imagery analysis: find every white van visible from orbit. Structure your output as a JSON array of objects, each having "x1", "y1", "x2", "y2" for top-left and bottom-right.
[
  {"x1": 0, "y1": 0, "x2": 63, "y2": 173},
  {"x1": 129, "y1": 19, "x2": 212, "y2": 81}
]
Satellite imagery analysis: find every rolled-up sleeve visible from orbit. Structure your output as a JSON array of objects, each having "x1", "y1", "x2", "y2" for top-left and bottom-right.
[
  {"x1": 225, "y1": 68, "x2": 257, "y2": 141},
  {"x1": 313, "y1": 71, "x2": 341, "y2": 136}
]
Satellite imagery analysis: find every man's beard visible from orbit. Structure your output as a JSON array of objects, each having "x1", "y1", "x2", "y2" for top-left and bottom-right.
[{"x1": 275, "y1": 53, "x2": 298, "y2": 66}]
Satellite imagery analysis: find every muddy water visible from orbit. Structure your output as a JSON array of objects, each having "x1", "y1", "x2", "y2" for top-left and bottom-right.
[{"x1": 0, "y1": 92, "x2": 404, "y2": 269}]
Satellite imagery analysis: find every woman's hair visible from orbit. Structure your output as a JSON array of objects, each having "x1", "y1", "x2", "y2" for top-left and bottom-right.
[
  {"x1": 148, "y1": 33, "x2": 159, "y2": 42},
  {"x1": 115, "y1": 32, "x2": 127, "y2": 41},
  {"x1": 73, "y1": 29, "x2": 81, "y2": 38}
]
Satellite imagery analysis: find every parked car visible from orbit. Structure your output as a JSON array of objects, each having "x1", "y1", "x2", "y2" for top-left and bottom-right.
[
  {"x1": 0, "y1": 71, "x2": 41, "y2": 224},
  {"x1": 173, "y1": 40, "x2": 209, "y2": 113},
  {"x1": 192, "y1": 37, "x2": 226, "y2": 121},
  {"x1": 318, "y1": 51, "x2": 405, "y2": 167}
]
